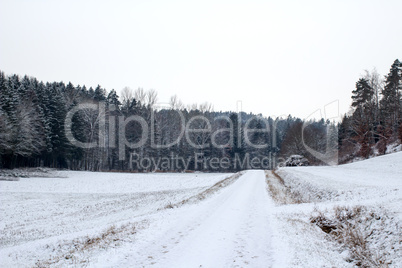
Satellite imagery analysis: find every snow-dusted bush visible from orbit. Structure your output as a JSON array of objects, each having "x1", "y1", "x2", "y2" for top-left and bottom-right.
[
  {"x1": 311, "y1": 206, "x2": 400, "y2": 267},
  {"x1": 284, "y1": 155, "x2": 309, "y2": 167}
]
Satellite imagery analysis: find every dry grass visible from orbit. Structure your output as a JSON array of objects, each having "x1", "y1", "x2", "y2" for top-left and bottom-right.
[
  {"x1": 271, "y1": 170, "x2": 285, "y2": 185},
  {"x1": 310, "y1": 206, "x2": 390, "y2": 267},
  {"x1": 0, "y1": 168, "x2": 63, "y2": 178},
  {"x1": 163, "y1": 171, "x2": 244, "y2": 209},
  {"x1": 34, "y1": 222, "x2": 140, "y2": 267},
  {"x1": 265, "y1": 170, "x2": 303, "y2": 205},
  {"x1": 0, "y1": 176, "x2": 20, "y2": 181}
]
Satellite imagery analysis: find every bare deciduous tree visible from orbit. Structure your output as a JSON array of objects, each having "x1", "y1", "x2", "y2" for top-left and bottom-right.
[
  {"x1": 134, "y1": 88, "x2": 146, "y2": 104},
  {"x1": 169, "y1": 95, "x2": 184, "y2": 110},
  {"x1": 146, "y1": 89, "x2": 158, "y2": 107}
]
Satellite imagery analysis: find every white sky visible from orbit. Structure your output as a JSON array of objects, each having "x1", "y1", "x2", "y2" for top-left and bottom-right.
[{"x1": 1, "y1": 0, "x2": 401, "y2": 119}]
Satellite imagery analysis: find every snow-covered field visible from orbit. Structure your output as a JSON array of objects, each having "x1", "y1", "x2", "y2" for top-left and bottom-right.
[
  {"x1": 271, "y1": 151, "x2": 402, "y2": 267},
  {"x1": 0, "y1": 152, "x2": 401, "y2": 267},
  {"x1": 0, "y1": 171, "x2": 230, "y2": 266}
]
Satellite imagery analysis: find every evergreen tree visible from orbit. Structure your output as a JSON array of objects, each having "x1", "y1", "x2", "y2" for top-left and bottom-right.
[
  {"x1": 107, "y1": 89, "x2": 121, "y2": 108},
  {"x1": 229, "y1": 113, "x2": 246, "y2": 171},
  {"x1": 350, "y1": 78, "x2": 376, "y2": 158},
  {"x1": 351, "y1": 78, "x2": 374, "y2": 108},
  {"x1": 94, "y1": 85, "x2": 106, "y2": 101},
  {"x1": 380, "y1": 59, "x2": 402, "y2": 133}
]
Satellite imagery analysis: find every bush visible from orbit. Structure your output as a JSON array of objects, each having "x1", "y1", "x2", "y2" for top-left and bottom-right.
[{"x1": 284, "y1": 155, "x2": 309, "y2": 167}]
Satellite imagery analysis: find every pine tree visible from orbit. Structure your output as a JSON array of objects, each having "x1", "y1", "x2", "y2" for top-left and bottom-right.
[
  {"x1": 94, "y1": 85, "x2": 106, "y2": 101},
  {"x1": 351, "y1": 78, "x2": 374, "y2": 108},
  {"x1": 65, "y1": 82, "x2": 81, "y2": 108},
  {"x1": 229, "y1": 112, "x2": 246, "y2": 171},
  {"x1": 0, "y1": 72, "x2": 13, "y2": 164},
  {"x1": 246, "y1": 117, "x2": 270, "y2": 160},
  {"x1": 12, "y1": 92, "x2": 45, "y2": 159},
  {"x1": 380, "y1": 59, "x2": 402, "y2": 134},
  {"x1": 350, "y1": 78, "x2": 376, "y2": 158},
  {"x1": 2, "y1": 75, "x2": 20, "y2": 124},
  {"x1": 46, "y1": 82, "x2": 70, "y2": 168},
  {"x1": 107, "y1": 89, "x2": 121, "y2": 108}
]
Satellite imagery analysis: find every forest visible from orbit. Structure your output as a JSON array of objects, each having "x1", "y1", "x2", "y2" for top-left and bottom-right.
[{"x1": 0, "y1": 59, "x2": 401, "y2": 171}]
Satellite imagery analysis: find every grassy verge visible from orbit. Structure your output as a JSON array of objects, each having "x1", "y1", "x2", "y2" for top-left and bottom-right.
[
  {"x1": 265, "y1": 170, "x2": 302, "y2": 205},
  {"x1": 164, "y1": 171, "x2": 244, "y2": 209},
  {"x1": 310, "y1": 206, "x2": 396, "y2": 267},
  {"x1": 34, "y1": 221, "x2": 143, "y2": 267}
]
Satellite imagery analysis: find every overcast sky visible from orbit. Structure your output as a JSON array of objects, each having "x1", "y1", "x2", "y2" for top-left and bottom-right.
[{"x1": 1, "y1": 0, "x2": 401, "y2": 119}]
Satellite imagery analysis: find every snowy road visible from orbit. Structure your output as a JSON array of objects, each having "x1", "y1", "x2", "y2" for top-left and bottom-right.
[{"x1": 94, "y1": 170, "x2": 276, "y2": 267}]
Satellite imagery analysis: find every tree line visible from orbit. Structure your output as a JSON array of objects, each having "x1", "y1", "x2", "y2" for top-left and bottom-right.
[
  {"x1": 338, "y1": 59, "x2": 402, "y2": 162},
  {"x1": 0, "y1": 70, "x2": 337, "y2": 171},
  {"x1": 1, "y1": 59, "x2": 399, "y2": 171}
]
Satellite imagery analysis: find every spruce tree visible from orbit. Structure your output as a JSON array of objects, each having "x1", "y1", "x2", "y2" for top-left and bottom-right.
[{"x1": 380, "y1": 59, "x2": 402, "y2": 134}]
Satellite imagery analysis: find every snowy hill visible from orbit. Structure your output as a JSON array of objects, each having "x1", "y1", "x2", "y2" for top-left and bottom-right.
[{"x1": 270, "y1": 152, "x2": 402, "y2": 267}]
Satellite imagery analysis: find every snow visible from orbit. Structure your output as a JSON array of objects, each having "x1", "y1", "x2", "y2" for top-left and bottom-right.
[
  {"x1": 275, "y1": 151, "x2": 402, "y2": 207},
  {"x1": 273, "y1": 151, "x2": 402, "y2": 267},
  {"x1": 0, "y1": 171, "x2": 229, "y2": 194},
  {"x1": 0, "y1": 171, "x2": 229, "y2": 266},
  {"x1": 386, "y1": 142, "x2": 402, "y2": 154},
  {"x1": 92, "y1": 170, "x2": 275, "y2": 267},
  {"x1": 0, "y1": 152, "x2": 401, "y2": 267}
]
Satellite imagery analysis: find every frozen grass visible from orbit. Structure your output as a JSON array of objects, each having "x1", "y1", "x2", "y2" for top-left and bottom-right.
[
  {"x1": 165, "y1": 171, "x2": 244, "y2": 209},
  {"x1": 265, "y1": 170, "x2": 298, "y2": 205},
  {"x1": 0, "y1": 167, "x2": 64, "y2": 179},
  {"x1": 0, "y1": 177, "x2": 19, "y2": 181},
  {"x1": 311, "y1": 206, "x2": 401, "y2": 267},
  {"x1": 34, "y1": 222, "x2": 140, "y2": 267}
]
